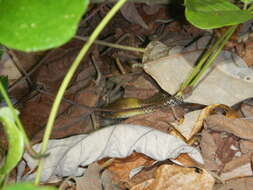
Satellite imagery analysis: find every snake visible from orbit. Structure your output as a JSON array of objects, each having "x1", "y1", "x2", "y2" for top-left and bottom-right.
[{"x1": 103, "y1": 93, "x2": 185, "y2": 119}]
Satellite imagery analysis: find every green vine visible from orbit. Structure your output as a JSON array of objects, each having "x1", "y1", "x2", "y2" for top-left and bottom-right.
[{"x1": 34, "y1": 0, "x2": 128, "y2": 184}]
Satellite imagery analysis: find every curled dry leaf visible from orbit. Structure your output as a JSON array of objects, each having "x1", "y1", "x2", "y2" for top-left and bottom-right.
[
  {"x1": 205, "y1": 115, "x2": 253, "y2": 140},
  {"x1": 172, "y1": 104, "x2": 237, "y2": 142},
  {"x1": 131, "y1": 165, "x2": 215, "y2": 190},
  {"x1": 18, "y1": 124, "x2": 203, "y2": 182},
  {"x1": 172, "y1": 109, "x2": 201, "y2": 141}
]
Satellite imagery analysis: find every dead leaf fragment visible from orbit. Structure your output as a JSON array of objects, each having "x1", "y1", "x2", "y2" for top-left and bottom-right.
[
  {"x1": 75, "y1": 163, "x2": 102, "y2": 190},
  {"x1": 120, "y1": 3, "x2": 148, "y2": 29},
  {"x1": 222, "y1": 153, "x2": 252, "y2": 173},
  {"x1": 100, "y1": 153, "x2": 154, "y2": 184},
  {"x1": 220, "y1": 162, "x2": 253, "y2": 181},
  {"x1": 205, "y1": 115, "x2": 253, "y2": 140},
  {"x1": 240, "y1": 140, "x2": 253, "y2": 154},
  {"x1": 214, "y1": 177, "x2": 253, "y2": 190},
  {"x1": 200, "y1": 130, "x2": 222, "y2": 171},
  {"x1": 131, "y1": 165, "x2": 215, "y2": 190}
]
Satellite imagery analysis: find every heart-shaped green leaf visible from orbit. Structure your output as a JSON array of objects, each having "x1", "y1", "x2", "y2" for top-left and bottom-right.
[
  {"x1": 185, "y1": 0, "x2": 253, "y2": 29},
  {"x1": 240, "y1": 0, "x2": 253, "y2": 4},
  {"x1": 0, "y1": 107, "x2": 24, "y2": 183},
  {"x1": 0, "y1": 0, "x2": 89, "y2": 52}
]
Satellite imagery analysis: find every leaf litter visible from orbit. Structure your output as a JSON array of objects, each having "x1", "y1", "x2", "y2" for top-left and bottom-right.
[{"x1": 0, "y1": 2, "x2": 253, "y2": 190}]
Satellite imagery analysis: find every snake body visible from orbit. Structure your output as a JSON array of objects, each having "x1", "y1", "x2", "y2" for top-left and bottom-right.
[{"x1": 103, "y1": 93, "x2": 184, "y2": 119}]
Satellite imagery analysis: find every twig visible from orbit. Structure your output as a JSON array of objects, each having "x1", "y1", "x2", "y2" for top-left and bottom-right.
[
  {"x1": 6, "y1": 49, "x2": 33, "y2": 87},
  {"x1": 115, "y1": 57, "x2": 126, "y2": 74},
  {"x1": 101, "y1": 33, "x2": 130, "y2": 55},
  {"x1": 75, "y1": 35, "x2": 145, "y2": 53},
  {"x1": 91, "y1": 55, "x2": 102, "y2": 85}
]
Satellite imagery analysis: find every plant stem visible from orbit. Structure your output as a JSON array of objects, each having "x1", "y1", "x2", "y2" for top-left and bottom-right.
[
  {"x1": 189, "y1": 25, "x2": 237, "y2": 87},
  {"x1": 0, "y1": 83, "x2": 30, "y2": 147},
  {"x1": 177, "y1": 25, "x2": 237, "y2": 97},
  {"x1": 178, "y1": 36, "x2": 224, "y2": 93},
  {"x1": 34, "y1": 0, "x2": 128, "y2": 185}
]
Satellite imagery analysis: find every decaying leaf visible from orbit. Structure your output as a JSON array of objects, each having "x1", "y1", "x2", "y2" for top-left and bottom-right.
[
  {"x1": 214, "y1": 177, "x2": 253, "y2": 190},
  {"x1": 99, "y1": 153, "x2": 154, "y2": 185},
  {"x1": 120, "y1": 2, "x2": 148, "y2": 29},
  {"x1": 18, "y1": 124, "x2": 203, "y2": 182},
  {"x1": 200, "y1": 130, "x2": 222, "y2": 171},
  {"x1": 222, "y1": 153, "x2": 252, "y2": 173},
  {"x1": 220, "y1": 162, "x2": 253, "y2": 181},
  {"x1": 172, "y1": 104, "x2": 237, "y2": 141},
  {"x1": 131, "y1": 165, "x2": 215, "y2": 190},
  {"x1": 75, "y1": 163, "x2": 102, "y2": 190},
  {"x1": 241, "y1": 103, "x2": 253, "y2": 119},
  {"x1": 240, "y1": 140, "x2": 253, "y2": 154},
  {"x1": 205, "y1": 115, "x2": 253, "y2": 140}
]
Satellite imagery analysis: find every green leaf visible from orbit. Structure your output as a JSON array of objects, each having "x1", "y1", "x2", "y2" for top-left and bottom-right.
[
  {"x1": 240, "y1": 0, "x2": 253, "y2": 4},
  {"x1": 0, "y1": 46, "x2": 3, "y2": 58},
  {"x1": 0, "y1": 0, "x2": 89, "y2": 52},
  {"x1": 0, "y1": 107, "x2": 24, "y2": 183},
  {"x1": 185, "y1": 0, "x2": 253, "y2": 29},
  {"x1": 2, "y1": 183, "x2": 57, "y2": 190}
]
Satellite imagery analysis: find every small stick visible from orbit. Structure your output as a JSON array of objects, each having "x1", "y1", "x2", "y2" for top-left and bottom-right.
[
  {"x1": 115, "y1": 57, "x2": 126, "y2": 74},
  {"x1": 75, "y1": 35, "x2": 145, "y2": 53}
]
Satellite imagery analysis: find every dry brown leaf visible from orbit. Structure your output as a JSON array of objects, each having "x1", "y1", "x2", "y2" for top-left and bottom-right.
[
  {"x1": 241, "y1": 103, "x2": 253, "y2": 119},
  {"x1": 120, "y1": 2, "x2": 148, "y2": 29},
  {"x1": 173, "y1": 109, "x2": 201, "y2": 141},
  {"x1": 222, "y1": 153, "x2": 252, "y2": 172},
  {"x1": 123, "y1": 107, "x2": 177, "y2": 133},
  {"x1": 75, "y1": 163, "x2": 102, "y2": 190},
  {"x1": 30, "y1": 84, "x2": 98, "y2": 143},
  {"x1": 205, "y1": 115, "x2": 253, "y2": 140},
  {"x1": 142, "y1": 4, "x2": 162, "y2": 15},
  {"x1": 214, "y1": 177, "x2": 253, "y2": 190},
  {"x1": 200, "y1": 129, "x2": 240, "y2": 172},
  {"x1": 131, "y1": 165, "x2": 215, "y2": 190},
  {"x1": 240, "y1": 140, "x2": 253, "y2": 154},
  {"x1": 101, "y1": 170, "x2": 122, "y2": 190},
  {"x1": 174, "y1": 153, "x2": 204, "y2": 168},
  {"x1": 215, "y1": 134, "x2": 239, "y2": 164},
  {"x1": 99, "y1": 152, "x2": 155, "y2": 185},
  {"x1": 124, "y1": 75, "x2": 159, "y2": 99},
  {"x1": 173, "y1": 104, "x2": 237, "y2": 142},
  {"x1": 220, "y1": 162, "x2": 253, "y2": 181},
  {"x1": 200, "y1": 130, "x2": 222, "y2": 171}
]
